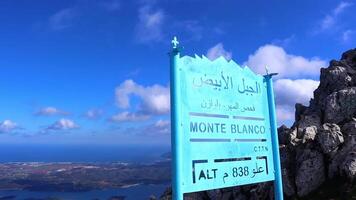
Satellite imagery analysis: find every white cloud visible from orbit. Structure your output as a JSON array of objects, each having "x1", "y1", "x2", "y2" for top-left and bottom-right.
[
  {"x1": 317, "y1": 1, "x2": 352, "y2": 32},
  {"x1": 244, "y1": 44, "x2": 322, "y2": 125},
  {"x1": 115, "y1": 79, "x2": 170, "y2": 115},
  {"x1": 274, "y1": 79, "x2": 319, "y2": 126},
  {"x1": 155, "y1": 119, "x2": 170, "y2": 128},
  {"x1": 152, "y1": 119, "x2": 170, "y2": 134},
  {"x1": 0, "y1": 120, "x2": 18, "y2": 133},
  {"x1": 276, "y1": 105, "x2": 295, "y2": 124},
  {"x1": 35, "y1": 107, "x2": 68, "y2": 116},
  {"x1": 206, "y1": 43, "x2": 232, "y2": 61},
  {"x1": 110, "y1": 111, "x2": 150, "y2": 122},
  {"x1": 85, "y1": 109, "x2": 103, "y2": 119},
  {"x1": 135, "y1": 4, "x2": 164, "y2": 43},
  {"x1": 244, "y1": 44, "x2": 326, "y2": 78},
  {"x1": 141, "y1": 119, "x2": 170, "y2": 135},
  {"x1": 49, "y1": 8, "x2": 77, "y2": 30},
  {"x1": 342, "y1": 29, "x2": 355, "y2": 43},
  {"x1": 47, "y1": 119, "x2": 79, "y2": 130},
  {"x1": 274, "y1": 79, "x2": 319, "y2": 106},
  {"x1": 320, "y1": 15, "x2": 336, "y2": 31},
  {"x1": 334, "y1": 1, "x2": 352, "y2": 15},
  {"x1": 113, "y1": 119, "x2": 170, "y2": 142}
]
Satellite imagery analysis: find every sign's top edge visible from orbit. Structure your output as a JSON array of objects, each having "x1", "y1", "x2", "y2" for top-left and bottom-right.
[{"x1": 178, "y1": 54, "x2": 265, "y2": 78}]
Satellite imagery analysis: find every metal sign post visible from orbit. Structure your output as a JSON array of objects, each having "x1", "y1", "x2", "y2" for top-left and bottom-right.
[
  {"x1": 170, "y1": 37, "x2": 184, "y2": 200},
  {"x1": 264, "y1": 73, "x2": 284, "y2": 200},
  {"x1": 170, "y1": 37, "x2": 283, "y2": 200}
]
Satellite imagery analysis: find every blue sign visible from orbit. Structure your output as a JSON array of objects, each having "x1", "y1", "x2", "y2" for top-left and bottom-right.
[{"x1": 170, "y1": 37, "x2": 283, "y2": 200}]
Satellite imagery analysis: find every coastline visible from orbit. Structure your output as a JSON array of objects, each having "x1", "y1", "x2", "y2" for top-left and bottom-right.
[{"x1": 0, "y1": 184, "x2": 169, "y2": 200}]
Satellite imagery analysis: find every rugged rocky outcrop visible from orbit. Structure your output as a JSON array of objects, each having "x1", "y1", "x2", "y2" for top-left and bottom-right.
[{"x1": 160, "y1": 49, "x2": 356, "y2": 199}]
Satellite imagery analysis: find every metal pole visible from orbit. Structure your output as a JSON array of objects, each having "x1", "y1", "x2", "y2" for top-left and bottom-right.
[
  {"x1": 170, "y1": 37, "x2": 184, "y2": 200},
  {"x1": 264, "y1": 73, "x2": 284, "y2": 200}
]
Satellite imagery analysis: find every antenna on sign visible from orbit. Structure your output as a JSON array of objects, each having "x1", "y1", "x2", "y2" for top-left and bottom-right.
[
  {"x1": 265, "y1": 65, "x2": 269, "y2": 75},
  {"x1": 172, "y1": 36, "x2": 179, "y2": 49}
]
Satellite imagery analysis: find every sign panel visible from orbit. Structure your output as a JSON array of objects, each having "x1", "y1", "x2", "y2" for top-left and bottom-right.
[{"x1": 172, "y1": 54, "x2": 275, "y2": 193}]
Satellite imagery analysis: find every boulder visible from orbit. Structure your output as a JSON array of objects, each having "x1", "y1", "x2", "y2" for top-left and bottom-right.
[
  {"x1": 324, "y1": 87, "x2": 356, "y2": 124},
  {"x1": 220, "y1": 189, "x2": 232, "y2": 200},
  {"x1": 341, "y1": 118, "x2": 356, "y2": 143},
  {"x1": 280, "y1": 146, "x2": 296, "y2": 196},
  {"x1": 295, "y1": 103, "x2": 307, "y2": 122},
  {"x1": 338, "y1": 134, "x2": 356, "y2": 181},
  {"x1": 340, "y1": 148, "x2": 356, "y2": 181},
  {"x1": 341, "y1": 48, "x2": 356, "y2": 69},
  {"x1": 296, "y1": 114, "x2": 321, "y2": 130},
  {"x1": 295, "y1": 149, "x2": 325, "y2": 197},
  {"x1": 184, "y1": 192, "x2": 208, "y2": 200},
  {"x1": 249, "y1": 182, "x2": 273, "y2": 200},
  {"x1": 328, "y1": 132, "x2": 356, "y2": 179},
  {"x1": 313, "y1": 60, "x2": 355, "y2": 110},
  {"x1": 302, "y1": 126, "x2": 317, "y2": 143},
  {"x1": 288, "y1": 128, "x2": 302, "y2": 146},
  {"x1": 277, "y1": 125, "x2": 289, "y2": 145},
  {"x1": 316, "y1": 123, "x2": 344, "y2": 155},
  {"x1": 206, "y1": 189, "x2": 222, "y2": 200}
]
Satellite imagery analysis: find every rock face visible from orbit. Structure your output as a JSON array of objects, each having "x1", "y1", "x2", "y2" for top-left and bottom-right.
[
  {"x1": 324, "y1": 87, "x2": 356, "y2": 123},
  {"x1": 295, "y1": 149, "x2": 325, "y2": 197},
  {"x1": 316, "y1": 123, "x2": 344, "y2": 154},
  {"x1": 160, "y1": 49, "x2": 356, "y2": 200}
]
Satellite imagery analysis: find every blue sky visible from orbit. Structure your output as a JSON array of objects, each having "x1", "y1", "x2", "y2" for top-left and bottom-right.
[{"x1": 0, "y1": 0, "x2": 355, "y2": 145}]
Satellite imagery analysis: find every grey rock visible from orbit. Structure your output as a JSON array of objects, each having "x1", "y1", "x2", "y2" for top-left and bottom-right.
[
  {"x1": 341, "y1": 118, "x2": 356, "y2": 143},
  {"x1": 220, "y1": 191, "x2": 232, "y2": 200},
  {"x1": 288, "y1": 128, "x2": 302, "y2": 146},
  {"x1": 312, "y1": 48, "x2": 356, "y2": 113},
  {"x1": 231, "y1": 187, "x2": 241, "y2": 198},
  {"x1": 340, "y1": 149, "x2": 356, "y2": 181},
  {"x1": 233, "y1": 193, "x2": 247, "y2": 200},
  {"x1": 206, "y1": 189, "x2": 222, "y2": 200},
  {"x1": 281, "y1": 147, "x2": 297, "y2": 197},
  {"x1": 249, "y1": 182, "x2": 273, "y2": 200},
  {"x1": 322, "y1": 66, "x2": 352, "y2": 93},
  {"x1": 317, "y1": 123, "x2": 344, "y2": 154},
  {"x1": 184, "y1": 192, "x2": 206, "y2": 200},
  {"x1": 339, "y1": 135, "x2": 356, "y2": 181},
  {"x1": 324, "y1": 87, "x2": 356, "y2": 124},
  {"x1": 280, "y1": 146, "x2": 296, "y2": 197},
  {"x1": 328, "y1": 133, "x2": 356, "y2": 179},
  {"x1": 302, "y1": 126, "x2": 317, "y2": 143},
  {"x1": 295, "y1": 103, "x2": 307, "y2": 122},
  {"x1": 341, "y1": 48, "x2": 356, "y2": 69},
  {"x1": 282, "y1": 168, "x2": 295, "y2": 197},
  {"x1": 296, "y1": 114, "x2": 321, "y2": 130},
  {"x1": 278, "y1": 125, "x2": 290, "y2": 145},
  {"x1": 295, "y1": 149, "x2": 325, "y2": 197},
  {"x1": 314, "y1": 65, "x2": 353, "y2": 111}
]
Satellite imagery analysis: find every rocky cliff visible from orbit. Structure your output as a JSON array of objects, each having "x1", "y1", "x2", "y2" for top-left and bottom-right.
[{"x1": 160, "y1": 49, "x2": 356, "y2": 200}]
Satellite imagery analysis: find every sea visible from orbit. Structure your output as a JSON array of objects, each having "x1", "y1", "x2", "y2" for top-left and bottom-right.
[{"x1": 0, "y1": 143, "x2": 171, "y2": 200}]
